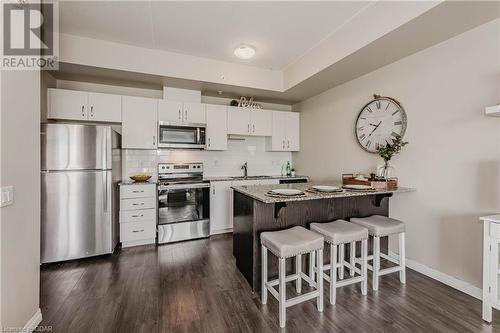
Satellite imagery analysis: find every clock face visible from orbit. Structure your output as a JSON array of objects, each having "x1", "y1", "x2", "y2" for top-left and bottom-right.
[{"x1": 355, "y1": 97, "x2": 407, "y2": 153}]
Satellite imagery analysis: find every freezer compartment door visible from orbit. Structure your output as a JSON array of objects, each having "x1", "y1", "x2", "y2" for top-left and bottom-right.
[
  {"x1": 41, "y1": 170, "x2": 112, "y2": 263},
  {"x1": 157, "y1": 220, "x2": 209, "y2": 244},
  {"x1": 41, "y1": 123, "x2": 111, "y2": 171}
]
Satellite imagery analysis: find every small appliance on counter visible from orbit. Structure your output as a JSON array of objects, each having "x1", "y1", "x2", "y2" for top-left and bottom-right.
[
  {"x1": 342, "y1": 173, "x2": 398, "y2": 190},
  {"x1": 157, "y1": 163, "x2": 210, "y2": 243}
]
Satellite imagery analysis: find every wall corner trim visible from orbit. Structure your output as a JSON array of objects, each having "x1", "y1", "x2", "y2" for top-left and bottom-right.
[
  {"x1": 19, "y1": 308, "x2": 42, "y2": 333},
  {"x1": 388, "y1": 251, "x2": 482, "y2": 300}
]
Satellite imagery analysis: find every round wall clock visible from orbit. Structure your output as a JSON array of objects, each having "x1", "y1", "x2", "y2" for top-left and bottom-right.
[{"x1": 355, "y1": 94, "x2": 407, "y2": 153}]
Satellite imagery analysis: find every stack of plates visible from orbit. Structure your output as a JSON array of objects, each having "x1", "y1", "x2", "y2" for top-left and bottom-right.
[
  {"x1": 342, "y1": 184, "x2": 376, "y2": 191},
  {"x1": 268, "y1": 189, "x2": 305, "y2": 196},
  {"x1": 310, "y1": 185, "x2": 342, "y2": 193}
]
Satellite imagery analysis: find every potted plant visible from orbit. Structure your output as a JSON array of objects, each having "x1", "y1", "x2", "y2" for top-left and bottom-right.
[{"x1": 376, "y1": 135, "x2": 408, "y2": 179}]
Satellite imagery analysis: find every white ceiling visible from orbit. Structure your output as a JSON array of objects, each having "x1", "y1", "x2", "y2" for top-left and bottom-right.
[{"x1": 59, "y1": 1, "x2": 369, "y2": 70}]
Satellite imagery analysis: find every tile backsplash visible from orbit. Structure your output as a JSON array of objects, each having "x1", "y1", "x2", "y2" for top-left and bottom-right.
[{"x1": 122, "y1": 137, "x2": 292, "y2": 181}]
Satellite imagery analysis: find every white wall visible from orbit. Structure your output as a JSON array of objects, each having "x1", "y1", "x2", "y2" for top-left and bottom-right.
[
  {"x1": 293, "y1": 19, "x2": 500, "y2": 288},
  {"x1": 123, "y1": 137, "x2": 292, "y2": 182},
  {"x1": 0, "y1": 70, "x2": 41, "y2": 328}
]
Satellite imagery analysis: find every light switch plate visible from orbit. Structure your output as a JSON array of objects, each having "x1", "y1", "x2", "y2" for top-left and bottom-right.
[{"x1": 0, "y1": 186, "x2": 14, "y2": 207}]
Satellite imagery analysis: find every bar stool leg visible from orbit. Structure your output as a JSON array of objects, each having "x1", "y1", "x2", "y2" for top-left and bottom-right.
[
  {"x1": 399, "y1": 232, "x2": 406, "y2": 284},
  {"x1": 309, "y1": 250, "x2": 316, "y2": 286},
  {"x1": 279, "y1": 257, "x2": 286, "y2": 328},
  {"x1": 330, "y1": 243, "x2": 337, "y2": 305},
  {"x1": 373, "y1": 236, "x2": 380, "y2": 291},
  {"x1": 361, "y1": 239, "x2": 368, "y2": 295},
  {"x1": 349, "y1": 242, "x2": 356, "y2": 276},
  {"x1": 338, "y1": 244, "x2": 344, "y2": 280},
  {"x1": 317, "y1": 249, "x2": 324, "y2": 312},
  {"x1": 261, "y1": 245, "x2": 268, "y2": 304},
  {"x1": 296, "y1": 253, "x2": 302, "y2": 293}
]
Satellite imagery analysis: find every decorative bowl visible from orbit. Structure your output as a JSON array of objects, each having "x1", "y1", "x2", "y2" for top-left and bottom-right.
[{"x1": 130, "y1": 175, "x2": 152, "y2": 182}]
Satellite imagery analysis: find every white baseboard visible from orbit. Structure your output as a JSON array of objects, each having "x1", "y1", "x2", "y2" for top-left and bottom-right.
[
  {"x1": 20, "y1": 308, "x2": 42, "y2": 333},
  {"x1": 210, "y1": 228, "x2": 233, "y2": 236},
  {"x1": 388, "y1": 251, "x2": 482, "y2": 300}
]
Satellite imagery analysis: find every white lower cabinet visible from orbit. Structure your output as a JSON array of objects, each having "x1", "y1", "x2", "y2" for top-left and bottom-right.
[
  {"x1": 209, "y1": 178, "x2": 280, "y2": 235},
  {"x1": 210, "y1": 181, "x2": 233, "y2": 235},
  {"x1": 119, "y1": 184, "x2": 157, "y2": 248}
]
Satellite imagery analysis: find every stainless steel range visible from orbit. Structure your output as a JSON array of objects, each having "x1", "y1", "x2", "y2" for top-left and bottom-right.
[{"x1": 157, "y1": 163, "x2": 210, "y2": 244}]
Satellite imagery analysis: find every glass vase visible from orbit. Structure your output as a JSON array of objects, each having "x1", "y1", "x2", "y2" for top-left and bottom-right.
[{"x1": 376, "y1": 160, "x2": 395, "y2": 179}]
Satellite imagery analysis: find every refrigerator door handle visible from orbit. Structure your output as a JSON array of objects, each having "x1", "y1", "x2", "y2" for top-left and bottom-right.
[{"x1": 104, "y1": 171, "x2": 108, "y2": 213}]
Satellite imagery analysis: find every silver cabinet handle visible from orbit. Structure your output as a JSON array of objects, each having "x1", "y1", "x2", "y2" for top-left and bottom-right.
[
  {"x1": 185, "y1": 109, "x2": 188, "y2": 121},
  {"x1": 178, "y1": 109, "x2": 181, "y2": 120},
  {"x1": 208, "y1": 137, "x2": 211, "y2": 148},
  {"x1": 253, "y1": 124, "x2": 255, "y2": 133},
  {"x1": 132, "y1": 203, "x2": 145, "y2": 206},
  {"x1": 288, "y1": 140, "x2": 290, "y2": 149},
  {"x1": 90, "y1": 106, "x2": 94, "y2": 118},
  {"x1": 153, "y1": 135, "x2": 156, "y2": 146},
  {"x1": 212, "y1": 187, "x2": 215, "y2": 195},
  {"x1": 248, "y1": 124, "x2": 250, "y2": 133},
  {"x1": 132, "y1": 229, "x2": 145, "y2": 233},
  {"x1": 282, "y1": 140, "x2": 285, "y2": 149},
  {"x1": 81, "y1": 105, "x2": 85, "y2": 117},
  {"x1": 132, "y1": 190, "x2": 144, "y2": 193},
  {"x1": 131, "y1": 214, "x2": 144, "y2": 218}
]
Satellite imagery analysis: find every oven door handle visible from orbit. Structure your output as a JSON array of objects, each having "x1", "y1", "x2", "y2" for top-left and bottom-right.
[{"x1": 159, "y1": 183, "x2": 210, "y2": 191}]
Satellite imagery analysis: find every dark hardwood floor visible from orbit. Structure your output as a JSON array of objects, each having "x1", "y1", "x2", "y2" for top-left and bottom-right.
[{"x1": 39, "y1": 234, "x2": 499, "y2": 332}]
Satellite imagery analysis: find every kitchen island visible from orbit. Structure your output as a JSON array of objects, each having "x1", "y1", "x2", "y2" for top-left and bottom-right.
[{"x1": 232, "y1": 183, "x2": 414, "y2": 291}]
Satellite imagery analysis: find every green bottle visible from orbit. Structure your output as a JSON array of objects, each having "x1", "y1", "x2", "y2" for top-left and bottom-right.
[{"x1": 286, "y1": 161, "x2": 291, "y2": 177}]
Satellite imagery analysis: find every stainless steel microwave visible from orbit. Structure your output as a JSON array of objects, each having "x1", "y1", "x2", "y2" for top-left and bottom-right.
[{"x1": 158, "y1": 121, "x2": 206, "y2": 149}]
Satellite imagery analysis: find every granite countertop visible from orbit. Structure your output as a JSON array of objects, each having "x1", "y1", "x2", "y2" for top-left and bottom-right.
[
  {"x1": 232, "y1": 183, "x2": 415, "y2": 203},
  {"x1": 204, "y1": 175, "x2": 309, "y2": 182}
]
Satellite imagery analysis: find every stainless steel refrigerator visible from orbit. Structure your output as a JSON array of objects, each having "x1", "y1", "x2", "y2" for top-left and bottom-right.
[{"x1": 41, "y1": 123, "x2": 121, "y2": 264}]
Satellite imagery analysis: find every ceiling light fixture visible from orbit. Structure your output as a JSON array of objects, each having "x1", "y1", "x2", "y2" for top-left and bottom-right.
[{"x1": 234, "y1": 45, "x2": 256, "y2": 60}]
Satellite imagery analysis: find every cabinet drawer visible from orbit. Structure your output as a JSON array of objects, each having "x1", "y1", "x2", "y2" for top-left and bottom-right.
[
  {"x1": 120, "y1": 208, "x2": 156, "y2": 223},
  {"x1": 120, "y1": 220, "x2": 156, "y2": 242},
  {"x1": 120, "y1": 184, "x2": 156, "y2": 199},
  {"x1": 120, "y1": 197, "x2": 156, "y2": 211}
]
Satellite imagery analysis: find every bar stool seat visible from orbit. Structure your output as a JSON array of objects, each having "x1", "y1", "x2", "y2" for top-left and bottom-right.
[
  {"x1": 350, "y1": 215, "x2": 406, "y2": 291},
  {"x1": 310, "y1": 220, "x2": 368, "y2": 304},
  {"x1": 261, "y1": 226, "x2": 324, "y2": 328},
  {"x1": 350, "y1": 215, "x2": 405, "y2": 236},
  {"x1": 261, "y1": 226, "x2": 324, "y2": 258},
  {"x1": 311, "y1": 220, "x2": 368, "y2": 244}
]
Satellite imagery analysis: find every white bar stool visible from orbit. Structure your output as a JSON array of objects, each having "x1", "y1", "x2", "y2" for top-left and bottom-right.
[
  {"x1": 351, "y1": 215, "x2": 406, "y2": 291},
  {"x1": 261, "y1": 226, "x2": 325, "y2": 328},
  {"x1": 310, "y1": 220, "x2": 368, "y2": 304}
]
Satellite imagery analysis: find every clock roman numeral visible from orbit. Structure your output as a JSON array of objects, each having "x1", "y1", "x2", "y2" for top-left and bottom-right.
[
  {"x1": 357, "y1": 126, "x2": 364, "y2": 131},
  {"x1": 392, "y1": 109, "x2": 400, "y2": 116},
  {"x1": 366, "y1": 140, "x2": 372, "y2": 148},
  {"x1": 391, "y1": 131, "x2": 399, "y2": 137},
  {"x1": 366, "y1": 107, "x2": 373, "y2": 113},
  {"x1": 385, "y1": 102, "x2": 390, "y2": 110},
  {"x1": 376, "y1": 101, "x2": 381, "y2": 109},
  {"x1": 359, "y1": 134, "x2": 366, "y2": 140},
  {"x1": 394, "y1": 121, "x2": 402, "y2": 125}
]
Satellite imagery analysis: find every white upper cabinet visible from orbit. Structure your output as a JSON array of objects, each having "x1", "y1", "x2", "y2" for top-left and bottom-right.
[
  {"x1": 122, "y1": 96, "x2": 158, "y2": 149},
  {"x1": 48, "y1": 88, "x2": 121, "y2": 122},
  {"x1": 205, "y1": 104, "x2": 227, "y2": 150},
  {"x1": 158, "y1": 100, "x2": 206, "y2": 124},
  {"x1": 227, "y1": 107, "x2": 273, "y2": 136},
  {"x1": 158, "y1": 100, "x2": 183, "y2": 122},
  {"x1": 48, "y1": 88, "x2": 88, "y2": 121},
  {"x1": 184, "y1": 102, "x2": 206, "y2": 124},
  {"x1": 250, "y1": 110, "x2": 272, "y2": 136},
  {"x1": 266, "y1": 111, "x2": 300, "y2": 151},
  {"x1": 88, "y1": 92, "x2": 121, "y2": 122},
  {"x1": 227, "y1": 107, "x2": 251, "y2": 135}
]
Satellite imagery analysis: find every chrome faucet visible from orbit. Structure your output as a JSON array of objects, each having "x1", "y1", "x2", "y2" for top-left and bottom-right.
[{"x1": 241, "y1": 162, "x2": 248, "y2": 178}]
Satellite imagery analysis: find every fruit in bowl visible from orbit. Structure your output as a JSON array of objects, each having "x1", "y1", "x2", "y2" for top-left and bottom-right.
[{"x1": 130, "y1": 174, "x2": 152, "y2": 182}]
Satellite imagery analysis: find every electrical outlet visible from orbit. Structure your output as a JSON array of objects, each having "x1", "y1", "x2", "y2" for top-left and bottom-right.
[{"x1": 0, "y1": 186, "x2": 14, "y2": 207}]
